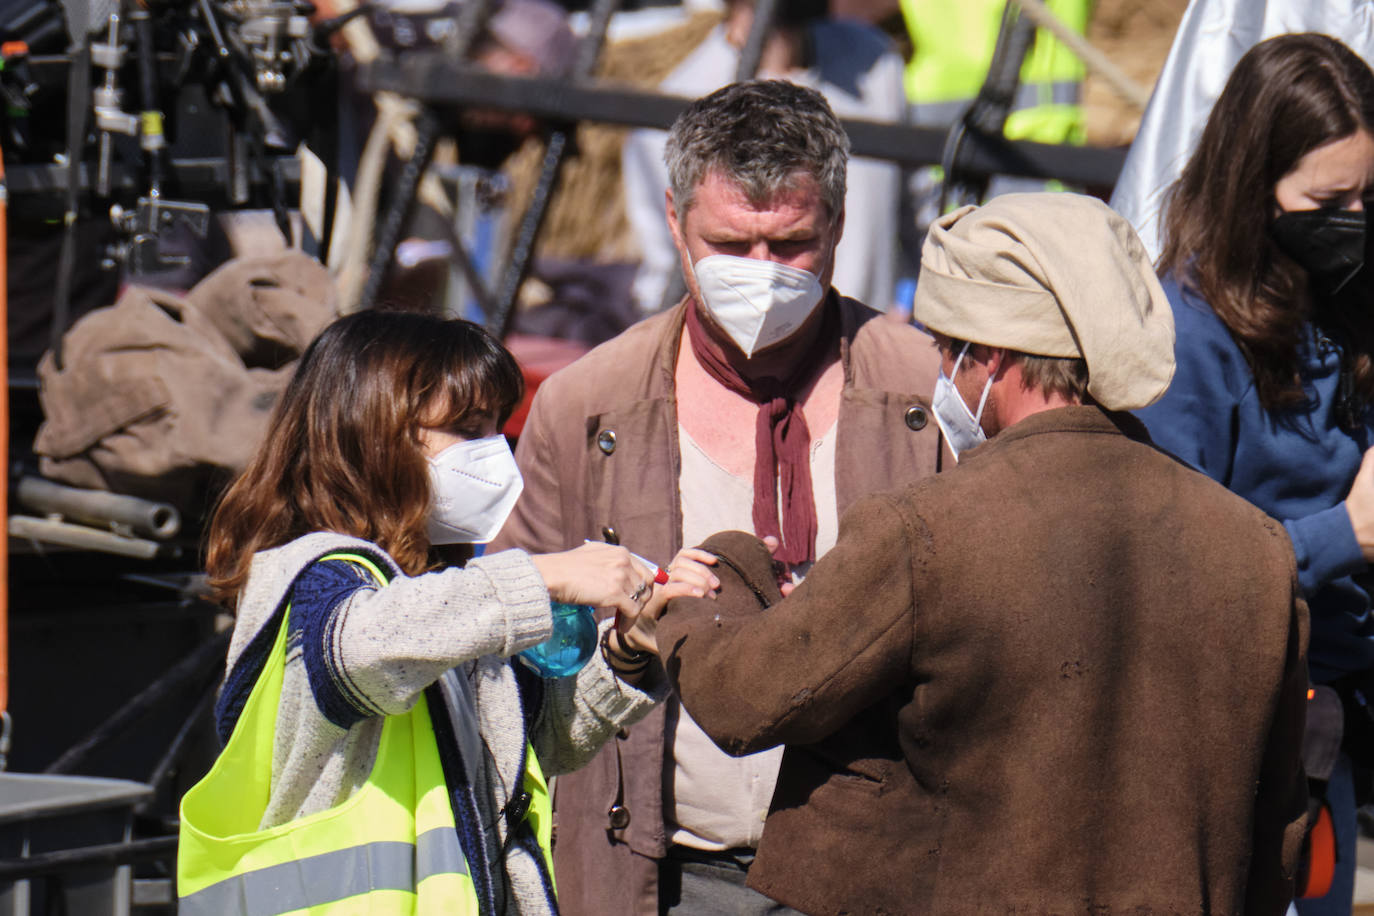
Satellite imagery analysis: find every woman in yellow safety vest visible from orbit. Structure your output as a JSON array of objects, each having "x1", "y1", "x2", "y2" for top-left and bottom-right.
[{"x1": 178, "y1": 310, "x2": 718, "y2": 915}]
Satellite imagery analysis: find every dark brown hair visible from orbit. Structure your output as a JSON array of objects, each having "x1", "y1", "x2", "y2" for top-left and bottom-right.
[
  {"x1": 941, "y1": 336, "x2": 1089, "y2": 404},
  {"x1": 1160, "y1": 33, "x2": 1374, "y2": 410},
  {"x1": 204, "y1": 310, "x2": 524, "y2": 606},
  {"x1": 1017, "y1": 354, "x2": 1089, "y2": 403}
]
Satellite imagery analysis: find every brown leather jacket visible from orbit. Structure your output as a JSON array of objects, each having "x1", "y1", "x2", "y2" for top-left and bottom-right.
[
  {"x1": 659, "y1": 407, "x2": 1310, "y2": 916},
  {"x1": 490, "y1": 294, "x2": 944, "y2": 915}
]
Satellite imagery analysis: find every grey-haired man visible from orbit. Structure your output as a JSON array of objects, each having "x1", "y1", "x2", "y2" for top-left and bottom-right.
[{"x1": 491, "y1": 81, "x2": 943, "y2": 915}]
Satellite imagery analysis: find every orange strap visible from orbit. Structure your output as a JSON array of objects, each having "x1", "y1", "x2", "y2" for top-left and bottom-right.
[
  {"x1": 1298, "y1": 803, "x2": 1336, "y2": 899},
  {"x1": 0, "y1": 144, "x2": 8, "y2": 717}
]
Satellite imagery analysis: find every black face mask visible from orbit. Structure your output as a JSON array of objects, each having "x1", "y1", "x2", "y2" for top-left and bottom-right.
[{"x1": 1269, "y1": 207, "x2": 1368, "y2": 294}]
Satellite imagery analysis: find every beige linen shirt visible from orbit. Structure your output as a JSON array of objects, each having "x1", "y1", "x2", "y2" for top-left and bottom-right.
[{"x1": 668, "y1": 423, "x2": 838, "y2": 850}]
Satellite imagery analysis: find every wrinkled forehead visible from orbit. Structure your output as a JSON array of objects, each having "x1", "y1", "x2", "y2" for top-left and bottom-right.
[{"x1": 686, "y1": 168, "x2": 831, "y2": 219}]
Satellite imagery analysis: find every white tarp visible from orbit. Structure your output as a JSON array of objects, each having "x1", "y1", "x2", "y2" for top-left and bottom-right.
[{"x1": 1109, "y1": 0, "x2": 1374, "y2": 262}]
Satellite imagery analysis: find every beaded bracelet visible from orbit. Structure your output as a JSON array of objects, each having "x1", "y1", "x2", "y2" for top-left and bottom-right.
[{"x1": 601, "y1": 627, "x2": 652, "y2": 674}]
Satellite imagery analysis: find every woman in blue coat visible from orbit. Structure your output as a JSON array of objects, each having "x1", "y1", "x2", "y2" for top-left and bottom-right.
[{"x1": 1135, "y1": 33, "x2": 1374, "y2": 916}]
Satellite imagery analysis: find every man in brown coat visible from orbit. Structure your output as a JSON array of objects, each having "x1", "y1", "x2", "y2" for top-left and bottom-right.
[
  {"x1": 653, "y1": 193, "x2": 1311, "y2": 915},
  {"x1": 490, "y1": 81, "x2": 943, "y2": 914}
]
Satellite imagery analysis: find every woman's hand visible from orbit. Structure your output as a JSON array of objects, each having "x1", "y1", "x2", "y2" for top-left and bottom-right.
[
  {"x1": 618, "y1": 548, "x2": 721, "y2": 657},
  {"x1": 530, "y1": 542, "x2": 657, "y2": 618}
]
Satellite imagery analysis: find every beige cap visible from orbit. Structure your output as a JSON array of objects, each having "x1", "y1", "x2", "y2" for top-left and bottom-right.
[{"x1": 913, "y1": 192, "x2": 1176, "y2": 411}]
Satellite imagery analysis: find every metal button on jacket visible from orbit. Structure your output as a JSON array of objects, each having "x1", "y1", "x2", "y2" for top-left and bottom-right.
[
  {"x1": 597, "y1": 429, "x2": 617, "y2": 455},
  {"x1": 905, "y1": 405, "x2": 929, "y2": 431},
  {"x1": 607, "y1": 805, "x2": 631, "y2": 830},
  {"x1": 601, "y1": 526, "x2": 619, "y2": 545}
]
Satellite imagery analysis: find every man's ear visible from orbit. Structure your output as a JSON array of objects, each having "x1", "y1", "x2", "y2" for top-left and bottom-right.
[
  {"x1": 666, "y1": 188, "x2": 685, "y2": 249},
  {"x1": 987, "y1": 346, "x2": 1011, "y2": 382},
  {"x1": 967, "y1": 343, "x2": 1007, "y2": 375},
  {"x1": 833, "y1": 206, "x2": 845, "y2": 246}
]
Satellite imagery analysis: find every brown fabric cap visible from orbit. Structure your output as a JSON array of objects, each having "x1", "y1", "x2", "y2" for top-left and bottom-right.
[{"x1": 913, "y1": 192, "x2": 1175, "y2": 411}]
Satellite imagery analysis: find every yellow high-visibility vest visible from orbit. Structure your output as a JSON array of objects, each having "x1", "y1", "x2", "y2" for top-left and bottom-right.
[
  {"x1": 177, "y1": 552, "x2": 554, "y2": 915},
  {"x1": 900, "y1": 0, "x2": 1090, "y2": 145}
]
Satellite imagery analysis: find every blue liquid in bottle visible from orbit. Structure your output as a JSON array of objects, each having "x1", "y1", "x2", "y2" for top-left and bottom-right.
[{"x1": 518, "y1": 602, "x2": 598, "y2": 678}]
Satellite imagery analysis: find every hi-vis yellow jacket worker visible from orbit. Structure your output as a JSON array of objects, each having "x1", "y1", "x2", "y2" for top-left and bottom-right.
[
  {"x1": 901, "y1": 0, "x2": 1091, "y2": 143},
  {"x1": 179, "y1": 534, "x2": 663, "y2": 916},
  {"x1": 183, "y1": 309, "x2": 679, "y2": 915},
  {"x1": 179, "y1": 550, "x2": 548, "y2": 914}
]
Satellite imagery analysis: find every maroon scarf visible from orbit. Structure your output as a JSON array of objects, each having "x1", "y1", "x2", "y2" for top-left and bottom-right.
[{"x1": 683, "y1": 297, "x2": 839, "y2": 567}]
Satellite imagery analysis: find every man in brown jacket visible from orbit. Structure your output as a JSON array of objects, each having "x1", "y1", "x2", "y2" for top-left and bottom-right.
[
  {"x1": 490, "y1": 81, "x2": 943, "y2": 914},
  {"x1": 654, "y1": 193, "x2": 1311, "y2": 915}
]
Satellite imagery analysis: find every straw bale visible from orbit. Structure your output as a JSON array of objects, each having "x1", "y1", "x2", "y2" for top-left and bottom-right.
[{"x1": 1082, "y1": 0, "x2": 1188, "y2": 148}]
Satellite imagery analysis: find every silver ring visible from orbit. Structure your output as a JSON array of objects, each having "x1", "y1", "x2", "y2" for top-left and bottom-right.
[{"x1": 631, "y1": 582, "x2": 649, "y2": 601}]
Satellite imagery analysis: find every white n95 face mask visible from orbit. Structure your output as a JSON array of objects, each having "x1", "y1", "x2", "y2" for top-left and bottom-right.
[
  {"x1": 932, "y1": 342, "x2": 992, "y2": 460},
  {"x1": 693, "y1": 254, "x2": 825, "y2": 357},
  {"x1": 426, "y1": 435, "x2": 524, "y2": 545}
]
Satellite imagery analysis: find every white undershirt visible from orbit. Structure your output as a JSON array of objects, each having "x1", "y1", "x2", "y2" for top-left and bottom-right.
[{"x1": 667, "y1": 421, "x2": 838, "y2": 851}]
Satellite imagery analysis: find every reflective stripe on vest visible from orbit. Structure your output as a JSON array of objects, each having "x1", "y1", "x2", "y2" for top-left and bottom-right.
[
  {"x1": 908, "y1": 80, "x2": 1081, "y2": 127},
  {"x1": 178, "y1": 827, "x2": 467, "y2": 916},
  {"x1": 178, "y1": 552, "x2": 485, "y2": 916}
]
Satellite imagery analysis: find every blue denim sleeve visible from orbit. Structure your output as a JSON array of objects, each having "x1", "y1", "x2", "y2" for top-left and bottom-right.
[{"x1": 289, "y1": 558, "x2": 382, "y2": 729}]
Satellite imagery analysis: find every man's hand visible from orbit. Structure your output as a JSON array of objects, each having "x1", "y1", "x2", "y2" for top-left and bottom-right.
[{"x1": 623, "y1": 548, "x2": 720, "y2": 655}]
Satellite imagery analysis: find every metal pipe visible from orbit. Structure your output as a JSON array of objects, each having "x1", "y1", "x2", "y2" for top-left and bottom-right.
[
  {"x1": 734, "y1": 0, "x2": 778, "y2": 82},
  {"x1": 16, "y1": 476, "x2": 180, "y2": 540},
  {"x1": 50, "y1": 42, "x2": 91, "y2": 371},
  {"x1": 485, "y1": 0, "x2": 618, "y2": 338},
  {"x1": 445, "y1": 0, "x2": 497, "y2": 62},
  {"x1": 138, "y1": 684, "x2": 217, "y2": 812},
  {"x1": 356, "y1": 0, "x2": 496, "y2": 313},
  {"x1": 490, "y1": 130, "x2": 566, "y2": 338},
  {"x1": 0, "y1": 138, "x2": 8, "y2": 722},
  {"x1": 7, "y1": 517, "x2": 161, "y2": 560},
  {"x1": 355, "y1": 107, "x2": 442, "y2": 313},
  {"x1": 358, "y1": 62, "x2": 1128, "y2": 188},
  {"x1": 94, "y1": 12, "x2": 121, "y2": 198},
  {"x1": 0, "y1": 836, "x2": 177, "y2": 879},
  {"x1": 43, "y1": 630, "x2": 230, "y2": 775},
  {"x1": 437, "y1": 222, "x2": 498, "y2": 320},
  {"x1": 572, "y1": 0, "x2": 622, "y2": 81},
  {"x1": 131, "y1": 8, "x2": 167, "y2": 196}
]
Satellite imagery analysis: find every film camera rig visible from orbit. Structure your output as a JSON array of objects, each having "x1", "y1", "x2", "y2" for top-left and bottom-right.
[{"x1": 0, "y1": 0, "x2": 351, "y2": 315}]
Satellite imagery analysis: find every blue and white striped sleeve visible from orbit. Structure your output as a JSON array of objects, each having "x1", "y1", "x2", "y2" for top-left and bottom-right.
[{"x1": 289, "y1": 558, "x2": 385, "y2": 729}]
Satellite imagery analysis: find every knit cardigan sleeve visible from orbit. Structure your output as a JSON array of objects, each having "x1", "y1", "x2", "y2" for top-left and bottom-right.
[
  {"x1": 530, "y1": 618, "x2": 667, "y2": 775},
  {"x1": 276, "y1": 548, "x2": 662, "y2": 765},
  {"x1": 294, "y1": 548, "x2": 553, "y2": 721}
]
